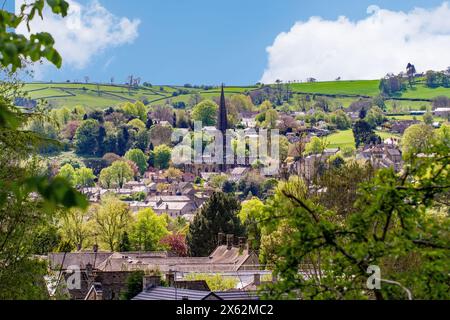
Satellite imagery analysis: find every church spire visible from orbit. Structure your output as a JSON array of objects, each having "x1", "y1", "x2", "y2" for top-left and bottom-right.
[{"x1": 217, "y1": 84, "x2": 228, "y2": 132}]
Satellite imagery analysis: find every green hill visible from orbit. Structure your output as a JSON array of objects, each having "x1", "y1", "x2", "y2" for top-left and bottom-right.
[
  {"x1": 21, "y1": 82, "x2": 258, "y2": 110},
  {"x1": 20, "y1": 80, "x2": 450, "y2": 110}
]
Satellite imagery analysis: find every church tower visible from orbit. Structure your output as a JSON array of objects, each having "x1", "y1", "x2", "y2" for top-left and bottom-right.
[
  {"x1": 217, "y1": 84, "x2": 228, "y2": 133},
  {"x1": 217, "y1": 84, "x2": 228, "y2": 171}
]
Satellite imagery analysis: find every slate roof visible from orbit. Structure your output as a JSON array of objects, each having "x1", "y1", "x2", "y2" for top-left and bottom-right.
[
  {"x1": 48, "y1": 252, "x2": 113, "y2": 270},
  {"x1": 132, "y1": 287, "x2": 214, "y2": 300},
  {"x1": 96, "y1": 246, "x2": 258, "y2": 273},
  {"x1": 132, "y1": 287, "x2": 260, "y2": 301}
]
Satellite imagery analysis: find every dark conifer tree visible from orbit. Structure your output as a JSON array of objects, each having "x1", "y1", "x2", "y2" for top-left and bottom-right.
[
  {"x1": 118, "y1": 232, "x2": 131, "y2": 252},
  {"x1": 186, "y1": 192, "x2": 245, "y2": 256},
  {"x1": 96, "y1": 126, "x2": 106, "y2": 157},
  {"x1": 146, "y1": 116, "x2": 154, "y2": 129}
]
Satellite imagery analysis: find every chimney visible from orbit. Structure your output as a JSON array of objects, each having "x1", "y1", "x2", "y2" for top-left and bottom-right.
[
  {"x1": 86, "y1": 263, "x2": 93, "y2": 277},
  {"x1": 217, "y1": 233, "x2": 225, "y2": 246},
  {"x1": 166, "y1": 271, "x2": 175, "y2": 287},
  {"x1": 247, "y1": 239, "x2": 253, "y2": 251},
  {"x1": 226, "y1": 234, "x2": 234, "y2": 250},
  {"x1": 143, "y1": 275, "x2": 161, "y2": 291},
  {"x1": 253, "y1": 273, "x2": 261, "y2": 286},
  {"x1": 93, "y1": 244, "x2": 98, "y2": 253},
  {"x1": 238, "y1": 237, "x2": 246, "y2": 250}
]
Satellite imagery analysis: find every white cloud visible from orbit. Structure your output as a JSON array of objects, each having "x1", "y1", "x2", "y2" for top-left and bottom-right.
[
  {"x1": 261, "y1": 2, "x2": 450, "y2": 83},
  {"x1": 15, "y1": 0, "x2": 140, "y2": 70}
]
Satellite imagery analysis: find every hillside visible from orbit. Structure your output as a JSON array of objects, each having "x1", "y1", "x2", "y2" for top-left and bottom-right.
[
  {"x1": 22, "y1": 82, "x2": 258, "y2": 110},
  {"x1": 21, "y1": 80, "x2": 450, "y2": 110}
]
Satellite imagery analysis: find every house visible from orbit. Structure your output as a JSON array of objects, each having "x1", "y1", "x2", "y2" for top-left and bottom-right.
[
  {"x1": 80, "y1": 187, "x2": 108, "y2": 203},
  {"x1": 434, "y1": 107, "x2": 450, "y2": 117},
  {"x1": 123, "y1": 180, "x2": 148, "y2": 193},
  {"x1": 323, "y1": 148, "x2": 340, "y2": 157},
  {"x1": 286, "y1": 132, "x2": 301, "y2": 143},
  {"x1": 356, "y1": 144, "x2": 403, "y2": 172},
  {"x1": 47, "y1": 251, "x2": 122, "y2": 300},
  {"x1": 47, "y1": 234, "x2": 265, "y2": 301},
  {"x1": 96, "y1": 237, "x2": 259, "y2": 274},
  {"x1": 167, "y1": 182, "x2": 195, "y2": 196},
  {"x1": 390, "y1": 120, "x2": 420, "y2": 134},
  {"x1": 127, "y1": 195, "x2": 198, "y2": 217},
  {"x1": 230, "y1": 167, "x2": 249, "y2": 182},
  {"x1": 241, "y1": 118, "x2": 257, "y2": 128}
]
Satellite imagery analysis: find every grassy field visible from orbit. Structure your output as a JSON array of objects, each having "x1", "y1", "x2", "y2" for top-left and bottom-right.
[
  {"x1": 325, "y1": 130, "x2": 355, "y2": 149},
  {"x1": 290, "y1": 80, "x2": 381, "y2": 97},
  {"x1": 399, "y1": 85, "x2": 450, "y2": 99},
  {"x1": 289, "y1": 80, "x2": 450, "y2": 100},
  {"x1": 325, "y1": 129, "x2": 401, "y2": 149}
]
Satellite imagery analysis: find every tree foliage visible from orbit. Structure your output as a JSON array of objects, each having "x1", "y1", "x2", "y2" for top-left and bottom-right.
[
  {"x1": 153, "y1": 144, "x2": 172, "y2": 169},
  {"x1": 92, "y1": 196, "x2": 132, "y2": 251},
  {"x1": 259, "y1": 131, "x2": 449, "y2": 300},
  {"x1": 130, "y1": 208, "x2": 169, "y2": 251},
  {"x1": 192, "y1": 100, "x2": 218, "y2": 126},
  {"x1": 99, "y1": 161, "x2": 134, "y2": 189},
  {"x1": 186, "y1": 192, "x2": 245, "y2": 256},
  {"x1": 124, "y1": 148, "x2": 148, "y2": 175}
]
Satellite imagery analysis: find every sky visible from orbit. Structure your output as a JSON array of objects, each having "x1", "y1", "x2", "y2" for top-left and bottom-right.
[{"x1": 11, "y1": 0, "x2": 450, "y2": 85}]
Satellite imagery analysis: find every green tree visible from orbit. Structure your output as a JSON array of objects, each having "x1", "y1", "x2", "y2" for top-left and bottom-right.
[
  {"x1": 121, "y1": 101, "x2": 147, "y2": 121},
  {"x1": 31, "y1": 223, "x2": 61, "y2": 255},
  {"x1": 130, "y1": 208, "x2": 169, "y2": 251},
  {"x1": 120, "y1": 271, "x2": 144, "y2": 300},
  {"x1": 304, "y1": 136, "x2": 327, "y2": 155},
  {"x1": 184, "y1": 273, "x2": 238, "y2": 291},
  {"x1": 238, "y1": 198, "x2": 265, "y2": 250},
  {"x1": 401, "y1": 123, "x2": 436, "y2": 161},
  {"x1": 74, "y1": 119, "x2": 100, "y2": 156},
  {"x1": 57, "y1": 163, "x2": 76, "y2": 186},
  {"x1": 210, "y1": 174, "x2": 228, "y2": 189},
  {"x1": 93, "y1": 196, "x2": 132, "y2": 251},
  {"x1": 128, "y1": 118, "x2": 146, "y2": 131},
  {"x1": 124, "y1": 148, "x2": 148, "y2": 175},
  {"x1": 99, "y1": 161, "x2": 134, "y2": 189},
  {"x1": 353, "y1": 120, "x2": 381, "y2": 147},
  {"x1": 60, "y1": 208, "x2": 93, "y2": 250},
  {"x1": 423, "y1": 112, "x2": 434, "y2": 125},
  {"x1": 264, "y1": 109, "x2": 279, "y2": 129},
  {"x1": 153, "y1": 144, "x2": 172, "y2": 169},
  {"x1": 134, "y1": 101, "x2": 147, "y2": 122},
  {"x1": 118, "y1": 232, "x2": 132, "y2": 252},
  {"x1": 366, "y1": 106, "x2": 386, "y2": 128},
  {"x1": 372, "y1": 95, "x2": 386, "y2": 111},
  {"x1": 74, "y1": 167, "x2": 96, "y2": 188},
  {"x1": 330, "y1": 110, "x2": 352, "y2": 130},
  {"x1": 192, "y1": 100, "x2": 219, "y2": 126},
  {"x1": 186, "y1": 192, "x2": 245, "y2": 256}
]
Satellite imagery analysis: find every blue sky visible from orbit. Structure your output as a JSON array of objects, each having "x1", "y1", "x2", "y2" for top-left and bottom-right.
[{"x1": 13, "y1": 0, "x2": 450, "y2": 85}]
